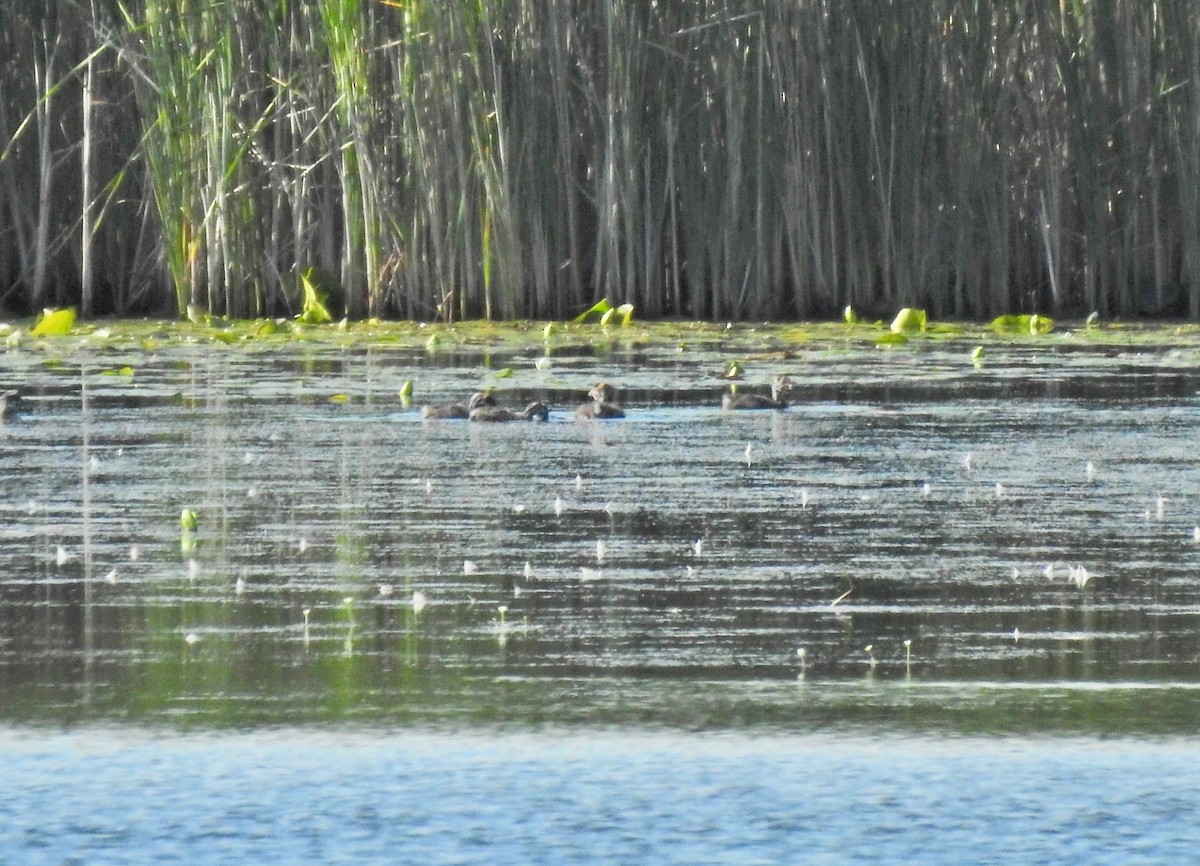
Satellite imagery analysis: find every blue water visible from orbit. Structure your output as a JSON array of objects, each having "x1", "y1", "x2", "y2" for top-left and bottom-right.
[{"x1": 3, "y1": 726, "x2": 1196, "y2": 865}]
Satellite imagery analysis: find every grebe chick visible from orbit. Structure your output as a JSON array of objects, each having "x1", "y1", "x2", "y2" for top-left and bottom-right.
[
  {"x1": 574, "y1": 381, "x2": 625, "y2": 419},
  {"x1": 1, "y1": 389, "x2": 21, "y2": 421},
  {"x1": 722, "y1": 375, "x2": 794, "y2": 410},
  {"x1": 421, "y1": 391, "x2": 494, "y2": 420},
  {"x1": 470, "y1": 401, "x2": 550, "y2": 422}
]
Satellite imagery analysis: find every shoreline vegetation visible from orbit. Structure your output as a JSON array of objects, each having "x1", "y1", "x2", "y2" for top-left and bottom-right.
[{"x1": 2, "y1": 2, "x2": 1199, "y2": 323}]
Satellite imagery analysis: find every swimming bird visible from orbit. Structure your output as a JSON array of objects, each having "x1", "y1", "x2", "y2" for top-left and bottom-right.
[
  {"x1": 421, "y1": 391, "x2": 494, "y2": 420},
  {"x1": 470, "y1": 401, "x2": 550, "y2": 422},
  {"x1": 575, "y1": 381, "x2": 625, "y2": 419},
  {"x1": 0, "y1": 389, "x2": 20, "y2": 421},
  {"x1": 722, "y1": 375, "x2": 794, "y2": 410}
]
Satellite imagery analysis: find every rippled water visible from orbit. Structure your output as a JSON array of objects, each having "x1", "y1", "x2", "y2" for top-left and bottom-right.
[
  {"x1": 4, "y1": 327, "x2": 1200, "y2": 860},
  {"x1": 5, "y1": 331, "x2": 1200, "y2": 728},
  {"x1": 3, "y1": 727, "x2": 1199, "y2": 866}
]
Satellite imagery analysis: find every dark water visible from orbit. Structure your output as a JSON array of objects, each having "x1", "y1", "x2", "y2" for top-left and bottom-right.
[{"x1": 4, "y1": 329, "x2": 1200, "y2": 860}]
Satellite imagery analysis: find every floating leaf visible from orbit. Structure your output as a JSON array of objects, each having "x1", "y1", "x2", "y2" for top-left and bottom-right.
[
  {"x1": 329, "y1": 393, "x2": 350, "y2": 404},
  {"x1": 30, "y1": 308, "x2": 76, "y2": 336},
  {"x1": 1085, "y1": 311, "x2": 1100, "y2": 329},
  {"x1": 180, "y1": 509, "x2": 199, "y2": 531},
  {"x1": 725, "y1": 360, "x2": 743, "y2": 379},
  {"x1": 399, "y1": 380, "x2": 414, "y2": 399},
  {"x1": 889, "y1": 308, "x2": 926, "y2": 334},
  {"x1": 875, "y1": 332, "x2": 909, "y2": 346},
  {"x1": 101, "y1": 366, "x2": 136, "y2": 377},
  {"x1": 843, "y1": 305, "x2": 859, "y2": 325},
  {"x1": 990, "y1": 313, "x2": 1055, "y2": 335},
  {"x1": 494, "y1": 368, "x2": 514, "y2": 379},
  {"x1": 616, "y1": 303, "x2": 635, "y2": 325},
  {"x1": 543, "y1": 322, "x2": 556, "y2": 339},
  {"x1": 1028, "y1": 314, "x2": 1054, "y2": 334},
  {"x1": 600, "y1": 307, "x2": 616, "y2": 325},
  {"x1": 253, "y1": 319, "x2": 278, "y2": 337},
  {"x1": 970, "y1": 346, "x2": 984, "y2": 362}
]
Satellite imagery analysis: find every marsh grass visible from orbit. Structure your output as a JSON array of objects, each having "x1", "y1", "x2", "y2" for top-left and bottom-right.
[{"x1": 2, "y1": 1, "x2": 1200, "y2": 321}]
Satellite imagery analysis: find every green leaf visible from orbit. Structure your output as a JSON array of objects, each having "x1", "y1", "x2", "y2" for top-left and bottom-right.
[
  {"x1": 30, "y1": 308, "x2": 76, "y2": 336},
  {"x1": 180, "y1": 509, "x2": 199, "y2": 531},
  {"x1": 572, "y1": 298, "x2": 613, "y2": 323},
  {"x1": 875, "y1": 332, "x2": 909, "y2": 346},
  {"x1": 399, "y1": 380, "x2": 414, "y2": 399},
  {"x1": 990, "y1": 314, "x2": 1055, "y2": 335},
  {"x1": 889, "y1": 308, "x2": 926, "y2": 334},
  {"x1": 494, "y1": 368, "x2": 514, "y2": 379},
  {"x1": 843, "y1": 305, "x2": 859, "y2": 325},
  {"x1": 616, "y1": 303, "x2": 635, "y2": 325},
  {"x1": 298, "y1": 269, "x2": 333, "y2": 325}
]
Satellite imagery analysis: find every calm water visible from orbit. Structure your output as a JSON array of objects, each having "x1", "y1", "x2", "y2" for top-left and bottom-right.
[{"x1": 4, "y1": 326, "x2": 1200, "y2": 860}]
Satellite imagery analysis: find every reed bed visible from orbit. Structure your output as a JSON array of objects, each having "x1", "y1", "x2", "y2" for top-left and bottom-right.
[{"x1": 1, "y1": 0, "x2": 1199, "y2": 321}]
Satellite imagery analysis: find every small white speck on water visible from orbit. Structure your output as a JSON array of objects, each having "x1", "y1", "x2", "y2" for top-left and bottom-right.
[
  {"x1": 596, "y1": 539, "x2": 608, "y2": 565},
  {"x1": 463, "y1": 560, "x2": 478, "y2": 575},
  {"x1": 104, "y1": 568, "x2": 118, "y2": 585},
  {"x1": 411, "y1": 591, "x2": 428, "y2": 614},
  {"x1": 744, "y1": 443, "x2": 754, "y2": 467},
  {"x1": 1086, "y1": 461, "x2": 1096, "y2": 482},
  {"x1": 555, "y1": 496, "x2": 565, "y2": 518}
]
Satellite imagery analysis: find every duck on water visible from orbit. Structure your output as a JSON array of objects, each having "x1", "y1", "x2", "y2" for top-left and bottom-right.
[
  {"x1": 1, "y1": 389, "x2": 20, "y2": 421},
  {"x1": 470, "y1": 401, "x2": 551, "y2": 422},
  {"x1": 575, "y1": 382, "x2": 625, "y2": 419},
  {"x1": 722, "y1": 375, "x2": 795, "y2": 410},
  {"x1": 421, "y1": 391, "x2": 494, "y2": 420}
]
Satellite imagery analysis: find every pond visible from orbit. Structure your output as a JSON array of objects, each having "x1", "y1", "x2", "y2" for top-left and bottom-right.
[{"x1": 3, "y1": 321, "x2": 1200, "y2": 862}]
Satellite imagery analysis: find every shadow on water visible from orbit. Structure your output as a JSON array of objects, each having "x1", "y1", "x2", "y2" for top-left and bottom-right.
[{"x1": 5, "y1": 336, "x2": 1200, "y2": 733}]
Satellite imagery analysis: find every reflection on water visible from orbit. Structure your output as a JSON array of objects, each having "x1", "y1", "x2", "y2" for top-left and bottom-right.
[{"x1": 4, "y1": 337, "x2": 1200, "y2": 731}]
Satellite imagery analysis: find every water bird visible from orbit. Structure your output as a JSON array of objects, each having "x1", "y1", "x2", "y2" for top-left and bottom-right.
[
  {"x1": 722, "y1": 375, "x2": 794, "y2": 410},
  {"x1": 575, "y1": 382, "x2": 626, "y2": 419},
  {"x1": 469, "y1": 401, "x2": 550, "y2": 422},
  {"x1": 0, "y1": 389, "x2": 21, "y2": 421},
  {"x1": 421, "y1": 391, "x2": 495, "y2": 420}
]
